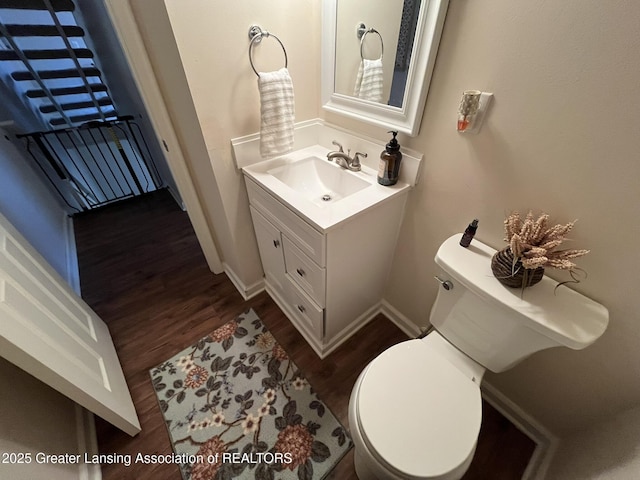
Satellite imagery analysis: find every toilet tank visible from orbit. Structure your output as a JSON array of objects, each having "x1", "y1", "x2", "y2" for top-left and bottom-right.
[{"x1": 429, "y1": 235, "x2": 609, "y2": 373}]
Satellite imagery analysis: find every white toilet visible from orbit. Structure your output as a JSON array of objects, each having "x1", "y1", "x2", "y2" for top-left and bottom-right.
[{"x1": 349, "y1": 234, "x2": 609, "y2": 480}]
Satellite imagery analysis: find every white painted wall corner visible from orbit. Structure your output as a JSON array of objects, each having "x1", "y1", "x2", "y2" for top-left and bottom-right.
[
  {"x1": 481, "y1": 382, "x2": 559, "y2": 480},
  {"x1": 75, "y1": 405, "x2": 102, "y2": 480},
  {"x1": 223, "y1": 262, "x2": 265, "y2": 300},
  {"x1": 380, "y1": 299, "x2": 423, "y2": 338}
]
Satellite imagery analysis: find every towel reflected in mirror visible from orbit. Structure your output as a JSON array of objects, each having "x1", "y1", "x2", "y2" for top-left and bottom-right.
[{"x1": 354, "y1": 58, "x2": 383, "y2": 103}]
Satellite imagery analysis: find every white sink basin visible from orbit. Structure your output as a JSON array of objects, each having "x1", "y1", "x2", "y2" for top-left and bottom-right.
[
  {"x1": 268, "y1": 156, "x2": 369, "y2": 206},
  {"x1": 243, "y1": 145, "x2": 410, "y2": 231}
]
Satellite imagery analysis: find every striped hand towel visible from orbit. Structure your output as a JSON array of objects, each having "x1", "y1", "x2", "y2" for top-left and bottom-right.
[
  {"x1": 353, "y1": 58, "x2": 384, "y2": 103},
  {"x1": 258, "y1": 67, "x2": 295, "y2": 158}
]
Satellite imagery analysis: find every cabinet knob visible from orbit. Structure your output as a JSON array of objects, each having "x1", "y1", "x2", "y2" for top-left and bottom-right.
[
  {"x1": 296, "y1": 268, "x2": 305, "y2": 277},
  {"x1": 273, "y1": 239, "x2": 280, "y2": 248},
  {"x1": 297, "y1": 304, "x2": 306, "y2": 313}
]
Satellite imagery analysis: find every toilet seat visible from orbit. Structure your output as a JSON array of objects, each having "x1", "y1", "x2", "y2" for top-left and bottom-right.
[{"x1": 355, "y1": 339, "x2": 482, "y2": 479}]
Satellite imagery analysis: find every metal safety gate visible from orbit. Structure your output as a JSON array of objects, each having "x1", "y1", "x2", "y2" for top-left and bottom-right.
[{"x1": 17, "y1": 116, "x2": 163, "y2": 214}]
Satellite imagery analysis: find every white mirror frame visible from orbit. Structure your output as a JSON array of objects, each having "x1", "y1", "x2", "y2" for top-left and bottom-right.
[{"x1": 321, "y1": 0, "x2": 449, "y2": 136}]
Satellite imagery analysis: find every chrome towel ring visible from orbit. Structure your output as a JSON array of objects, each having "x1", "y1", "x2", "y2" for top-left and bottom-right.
[
  {"x1": 248, "y1": 25, "x2": 288, "y2": 76},
  {"x1": 359, "y1": 27, "x2": 384, "y2": 61}
]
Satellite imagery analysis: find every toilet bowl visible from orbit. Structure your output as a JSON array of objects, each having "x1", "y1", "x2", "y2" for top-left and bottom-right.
[
  {"x1": 348, "y1": 234, "x2": 609, "y2": 479},
  {"x1": 348, "y1": 333, "x2": 484, "y2": 480}
]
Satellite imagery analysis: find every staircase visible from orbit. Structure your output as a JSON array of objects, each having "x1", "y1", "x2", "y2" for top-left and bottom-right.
[{"x1": 0, "y1": 0, "x2": 117, "y2": 128}]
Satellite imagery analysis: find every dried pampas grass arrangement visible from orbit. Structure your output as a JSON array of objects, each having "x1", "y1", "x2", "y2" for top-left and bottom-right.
[
  {"x1": 503, "y1": 211, "x2": 589, "y2": 271},
  {"x1": 493, "y1": 210, "x2": 589, "y2": 290}
]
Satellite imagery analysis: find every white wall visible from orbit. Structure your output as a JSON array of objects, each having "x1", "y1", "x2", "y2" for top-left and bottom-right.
[
  {"x1": 546, "y1": 404, "x2": 640, "y2": 479},
  {"x1": 0, "y1": 128, "x2": 78, "y2": 289},
  {"x1": 128, "y1": 1, "x2": 244, "y2": 281},
  {"x1": 130, "y1": 0, "x2": 322, "y2": 291},
  {"x1": 322, "y1": 0, "x2": 640, "y2": 436},
  {"x1": 0, "y1": 358, "x2": 85, "y2": 480},
  {"x1": 0, "y1": 82, "x2": 40, "y2": 133},
  {"x1": 354, "y1": 0, "x2": 639, "y2": 435}
]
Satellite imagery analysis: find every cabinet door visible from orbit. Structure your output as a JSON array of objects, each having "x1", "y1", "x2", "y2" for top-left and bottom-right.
[{"x1": 250, "y1": 206, "x2": 286, "y2": 293}]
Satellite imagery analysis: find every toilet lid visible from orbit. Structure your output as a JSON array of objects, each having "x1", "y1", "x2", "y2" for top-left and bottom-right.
[{"x1": 357, "y1": 339, "x2": 482, "y2": 479}]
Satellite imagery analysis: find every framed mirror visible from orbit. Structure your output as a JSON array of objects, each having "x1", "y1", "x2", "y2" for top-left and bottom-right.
[{"x1": 321, "y1": 0, "x2": 449, "y2": 136}]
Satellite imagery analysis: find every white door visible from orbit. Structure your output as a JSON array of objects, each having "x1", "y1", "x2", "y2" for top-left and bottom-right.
[{"x1": 0, "y1": 213, "x2": 140, "y2": 436}]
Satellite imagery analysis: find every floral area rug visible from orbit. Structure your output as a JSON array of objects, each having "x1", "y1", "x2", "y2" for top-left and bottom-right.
[{"x1": 150, "y1": 309, "x2": 352, "y2": 480}]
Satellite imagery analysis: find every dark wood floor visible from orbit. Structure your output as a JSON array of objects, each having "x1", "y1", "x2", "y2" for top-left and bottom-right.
[{"x1": 74, "y1": 189, "x2": 535, "y2": 480}]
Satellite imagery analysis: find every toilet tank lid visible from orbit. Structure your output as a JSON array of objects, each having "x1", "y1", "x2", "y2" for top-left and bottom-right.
[{"x1": 435, "y1": 234, "x2": 609, "y2": 350}]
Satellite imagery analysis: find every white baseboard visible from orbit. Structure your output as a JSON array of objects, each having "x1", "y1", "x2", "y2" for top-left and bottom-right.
[
  {"x1": 380, "y1": 299, "x2": 422, "y2": 338},
  {"x1": 265, "y1": 281, "x2": 379, "y2": 359},
  {"x1": 223, "y1": 262, "x2": 265, "y2": 300},
  {"x1": 65, "y1": 214, "x2": 81, "y2": 295},
  {"x1": 481, "y1": 382, "x2": 558, "y2": 480},
  {"x1": 321, "y1": 302, "x2": 380, "y2": 356},
  {"x1": 167, "y1": 186, "x2": 186, "y2": 211},
  {"x1": 265, "y1": 282, "x2": 325, "y2": 357},
  {"x1": 75, "y1": 405, "x2": 102, "y2": 480}
]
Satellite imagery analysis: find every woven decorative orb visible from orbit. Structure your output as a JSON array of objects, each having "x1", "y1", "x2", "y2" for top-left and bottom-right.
[{"x1": 491, "y1": 247, "x2": 544, "y2": 288}]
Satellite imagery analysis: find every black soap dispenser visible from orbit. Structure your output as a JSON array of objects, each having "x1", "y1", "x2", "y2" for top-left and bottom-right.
[{"x1": 378, "y1": 131, "x2": 402, "y2": 186}]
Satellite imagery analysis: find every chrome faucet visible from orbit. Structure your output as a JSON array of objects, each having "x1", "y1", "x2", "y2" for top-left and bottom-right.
[{"x1": 326, "y1": 141, "x2": 367, "y2": 172}]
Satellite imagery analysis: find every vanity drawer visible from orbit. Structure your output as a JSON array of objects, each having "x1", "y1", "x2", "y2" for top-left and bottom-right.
[
  {"x1": 283, "y1": 236, "x2": 326, "y2": 307},
  {"x1": 246, "y1": 178, "x2": 326, "y2": 266},
  {"x1": 284, "y1": 275, "x2": 324, "y2": 340}
]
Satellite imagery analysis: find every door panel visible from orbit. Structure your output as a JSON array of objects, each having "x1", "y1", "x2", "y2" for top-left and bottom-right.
[{"x1": 0, "y1": 213, "x2": 140, "y2": 436}]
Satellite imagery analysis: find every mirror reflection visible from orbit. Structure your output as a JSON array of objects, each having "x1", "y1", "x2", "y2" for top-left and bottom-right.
[
  {"x1": 334, "y1": 0, "x2": 421, "y2": 108},
  {"x1": 322, "y1": 0, "x2": 448, "y2": 135}
]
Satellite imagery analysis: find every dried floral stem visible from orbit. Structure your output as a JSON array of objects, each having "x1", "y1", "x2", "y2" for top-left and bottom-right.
[{"x1": 502, "y1": 211, "x2": 588, "y2": 271}]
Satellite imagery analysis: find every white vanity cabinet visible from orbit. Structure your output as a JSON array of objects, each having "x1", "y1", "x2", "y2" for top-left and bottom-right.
[
  {"x1": 250, "y1": 204, "x2": 325, "y2": 341},
  {"x1": 245, "y1": 177, "x2": 408, "y2": 358}
]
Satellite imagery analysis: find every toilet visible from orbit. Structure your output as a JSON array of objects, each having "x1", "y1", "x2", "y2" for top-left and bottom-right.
[{"x1": 349, "y1": 234, "x2": 609, "y2": 480}]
